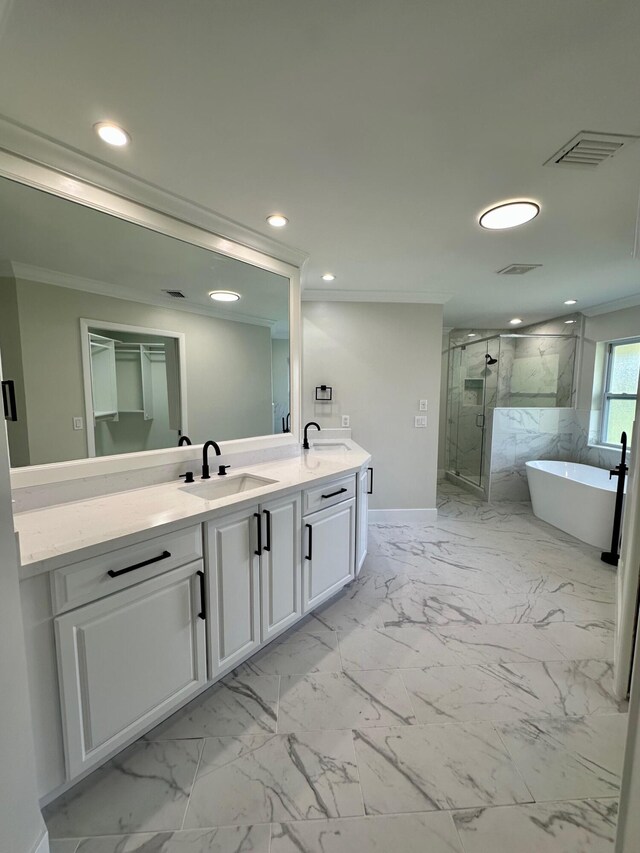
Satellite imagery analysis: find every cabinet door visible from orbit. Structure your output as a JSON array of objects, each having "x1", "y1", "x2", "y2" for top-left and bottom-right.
[
  {"x1": 261, "y1": 493, "x2": 302, "y2": 642},
  {"x1": 55, "y1": 561, "x2": 207, "y2": 779},
  {"x1": 206, "y1": 506, "x2": 261, "y2": 676},
  {"x1": 356, "y1": 466, "x2": 370, "y2": 576},
  {"x1": 303, "y1": 498, "x2": 355, "y2": 612}
]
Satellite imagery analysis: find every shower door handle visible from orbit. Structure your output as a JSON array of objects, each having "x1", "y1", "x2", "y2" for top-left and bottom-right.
[{"x1": 475, "y1": 414, "x2": 485, "y2": 429}]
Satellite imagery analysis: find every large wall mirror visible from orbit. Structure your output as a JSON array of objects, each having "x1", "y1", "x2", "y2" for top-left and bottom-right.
[{"x1": 0, "y1": 168, "x2": 298, "y2": 469}]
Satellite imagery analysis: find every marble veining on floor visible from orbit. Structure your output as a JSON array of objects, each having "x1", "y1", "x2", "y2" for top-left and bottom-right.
[{"x1": 45, "y1": 483, "x2": 627, "y2": 853}]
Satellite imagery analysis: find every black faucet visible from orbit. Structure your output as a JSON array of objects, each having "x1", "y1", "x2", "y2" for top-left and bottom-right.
[
  {"x1": 178, "y1": 435, "x2": 192, "y2": 446},
  {"x1": 282, "y1": 412, "x2": 291, "y2": 433},
  {"x1": 303, "y1": 421, "x2": 321, "y2": 450},
  {"x1": 202, "y1": 440, "x2": 221, "y2": 479},
  {"x1": 602, "y1": 431, "x2": 629, "y2": 566}
]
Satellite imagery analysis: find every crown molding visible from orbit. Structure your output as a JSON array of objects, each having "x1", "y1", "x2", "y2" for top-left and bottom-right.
[
  {"x1": 582, "y1": 292, "x2": 640, "y2": 317},
  {"x1": 301, "y1": 288, "x2": 451, "y2": 304},
  {"x1": 0, "y1": 114, "x2": 308, "y2": 269},
  {"x1": 11, "y1": 261, "x2": 278, "y2": 329}
]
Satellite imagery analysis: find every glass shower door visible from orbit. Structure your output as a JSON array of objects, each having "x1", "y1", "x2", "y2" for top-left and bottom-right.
[{"x1": 447, "y1": 340, "x2": 492, "y2": 487}]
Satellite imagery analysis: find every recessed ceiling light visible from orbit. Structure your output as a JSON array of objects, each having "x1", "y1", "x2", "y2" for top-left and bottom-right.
[
  {"x1": 321, "y1": 273, "x2": 336, "y2": 282},
  {"x1": 266, "y1": 214, "x2": 288, "y2": 228},
  {"x1": 94, "y1": 122, "x2": 130, "y2": 147},
  {"x1": 564, "y1": 299, "x2": 578, "y2": 305},
  {"x1": 509, "y1": 318, "x2": 523, "y2": 325},
  {"x1": 479, "y1": 201, "x2": 540, "y2": 230},
  {"x1": 564, "y1": 319, "x2": 576, "y2": 324},
  {"x1": 209, "y1": 290, "x2": 240, "y2": 302}
]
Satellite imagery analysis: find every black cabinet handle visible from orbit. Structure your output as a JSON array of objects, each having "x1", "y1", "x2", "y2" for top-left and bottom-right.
[
  {"x1": 1, "y1": 380, "x2": 17, "y2": 422},
  {"x1": 263, "y1": 509, "x2": 272, "y2": 552},
  {"x1": 107, "y1": 550, "x2": 171, "y2": 578},
  {"x1": 305, "y1": 523, "x2": 313, "y2": 560},
  {"x1": 197, "y1": 570, "x2": 206, "y2": 620},
  {"x1": 367, "y1": 467, "x2": 374, "y2": 495},
  {"x1": 254, "y1": 512, "x2": 262, "y2": 556},
  {"x1": 321, "y1": 487, "x2": 347, "y2": 500}
]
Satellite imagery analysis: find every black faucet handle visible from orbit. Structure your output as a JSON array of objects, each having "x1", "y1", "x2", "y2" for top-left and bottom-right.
[
  {"x1": 218, "y1": 465, "x2": 231, "y2": 476},
  {"x1": 179, "y1": 471, "x2": 195, "y2": 484}
]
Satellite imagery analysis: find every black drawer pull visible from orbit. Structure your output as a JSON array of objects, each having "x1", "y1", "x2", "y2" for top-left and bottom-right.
[
  {"x1": 305, "y1": 523, "x2": 313, "y2": 560},
  {"x1": 197, "y1": 570, "x2": 206, "y2": 620},
  {"x1": 107, "y1": 550, "x2": 171, "y2": 578},
  {"x1": 254, "y1": 512, "x2": 262, "y2": 556},
  {"x1": 321, "y1": 487, "x2": 348, "y2": 500},
  {"x1": 367, "y1": 467, "x2": 374, "y2": 495},
  {"x1": 263, "y1": 509, "x2": 272, "y2": 552}
]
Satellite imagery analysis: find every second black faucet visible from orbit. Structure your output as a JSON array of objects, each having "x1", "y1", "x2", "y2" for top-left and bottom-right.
[{"x1": 202, "y1": 440, "x2": 230, "y2": 479}]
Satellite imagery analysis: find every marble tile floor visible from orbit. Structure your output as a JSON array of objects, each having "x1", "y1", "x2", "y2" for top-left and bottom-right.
[{"x1": 46, "y1": 484, "x2": 627, "y2": 853}]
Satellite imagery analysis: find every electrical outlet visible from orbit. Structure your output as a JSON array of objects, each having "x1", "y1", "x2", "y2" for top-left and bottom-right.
[
  {"x1": 73, "y1": 416, "x2": 84, "y2": 431},
  {"x1": 414, "y1": 415, "x2": 427, "y2": 428},
  {"x1": 419, "y1": 399, "x2": 428, "y2": 411},
  {"x1": 341, "y1": 415, "x2": 350, "y2": 427}
]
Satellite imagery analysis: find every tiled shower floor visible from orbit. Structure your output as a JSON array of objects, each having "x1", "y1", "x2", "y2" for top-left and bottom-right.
[{"x1": 46, "y1": 483, "x2": 627, "y2": 853}]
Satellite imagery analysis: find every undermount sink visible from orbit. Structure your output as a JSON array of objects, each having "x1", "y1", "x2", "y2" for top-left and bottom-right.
[
  {"x1": 180, "y1": 474, "x2": 277, "y2": 500},
  {"x1": 309, "y1": 441, "x2": 351, "y2": 452}
]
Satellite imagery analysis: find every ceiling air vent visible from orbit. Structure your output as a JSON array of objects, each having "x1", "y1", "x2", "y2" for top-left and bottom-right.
[
  {"x1": 545, "y1": 131, "x2": 639, "y2": 168},
  {"x1": 496, "y1": 264, "x2": 542, "y2": 275},
  {"x1": 163, "y1": 289, "x2": 186, "y2": 298}
]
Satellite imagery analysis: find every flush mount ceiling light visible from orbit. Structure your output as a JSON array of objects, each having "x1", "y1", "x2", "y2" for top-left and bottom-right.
[
  {"x1": 564, "y1": 319, "x2": 577, "y2": 324},
  {"x1": 209, "y1": 290, "x2": 240, "y2": 302},
  {"x1": 321, "y1": 273, "x2": 336, "y2": 282},
  {"x1": 467, "y1": 333, "x2": 477, "y2": 337},
  {"x1": 479, "y1": 201, "x2": 540, "y2": 230},
  {"x1": 94, "y1": 121, "x2": 130, "y2": 147},
  {"x1": 564, "y1": 299, "x2": 578, "y2": 305},
  {"x1": 509, "y1": 318, "x2": 523, "y2": 325},
  {"x1": 266, "y1": 213, "x2": 288, "y2": 228}
]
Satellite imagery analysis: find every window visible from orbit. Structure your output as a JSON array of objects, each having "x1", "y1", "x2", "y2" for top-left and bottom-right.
[{"x1": 601, "y1": 338, "x2": 640, "y2": 446}]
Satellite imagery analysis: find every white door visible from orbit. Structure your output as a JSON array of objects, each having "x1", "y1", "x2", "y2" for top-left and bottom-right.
[
  {"x1": 206, "y1": 506, "x2": 261, "y2": 676},
  {"x1": 261, "y1": 493, "x2": 302, "y2": 642},
  {"x1": 303, "y1": 498, "x2": 355, "y2": 612},
  {"x1": 614, "y1": 389, "x2": 640, "y2": 698},
  {"x1": 0, "y1": 358, "x2": 47, "y2": 853},
  {"x1": 356, "y1": 465, "x2": 370, "y2": 575},
  {"x1": 55, "y1": 561, "x2": 207, "y2": 778}
]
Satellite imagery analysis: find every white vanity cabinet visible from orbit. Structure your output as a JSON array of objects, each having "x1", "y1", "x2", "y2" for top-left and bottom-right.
[
  {"x1": 206, "y1": 491, "x2": 302, "y2": 677},
  {"x1": 356, "y1": 464, "x2": 372, "y2": 575},
  {"x1": 260, "y1": 492, "x2": 303, "y2": 641},
  {"x1": 303, "y1": 475, "x2": 356, "y2": 612},
  {"x1": 55, "y1": 560, "x2": 207, "y2": 778}
]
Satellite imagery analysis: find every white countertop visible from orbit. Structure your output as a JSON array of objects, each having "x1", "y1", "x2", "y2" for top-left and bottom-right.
[{"x1": 14, "y1": 441, "x2": 370, "y2": 576}]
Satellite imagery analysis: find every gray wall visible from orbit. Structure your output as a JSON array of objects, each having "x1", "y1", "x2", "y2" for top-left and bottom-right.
[
  {"x1": 302, "y1": 301, "x2": 443, "y2": 511},
  {"x1": 13, "y1": 279, "x2": 275, "y2": 464},
  {"x1": 0, "y1": 272, "x2": 30, "y2": 466},
  {"x1": 271, "y1": 337, "x2": 290, "y2": 433}
]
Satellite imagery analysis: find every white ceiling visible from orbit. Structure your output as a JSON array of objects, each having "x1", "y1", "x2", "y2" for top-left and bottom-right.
[{"x1": 1, "y1": 0, "x2": 639, "y2": 327}]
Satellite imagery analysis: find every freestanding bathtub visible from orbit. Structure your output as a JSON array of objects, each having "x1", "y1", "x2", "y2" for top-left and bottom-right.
[{"x1": 525, "y1": 460, "x2": 625, "y2": 550}]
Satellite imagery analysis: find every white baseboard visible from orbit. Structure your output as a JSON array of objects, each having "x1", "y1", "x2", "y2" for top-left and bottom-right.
[
  {"x1": 369, "y1": 508, "x2": 438, "y2": 523},
  {"x1": 33, "y1": 831, "x2": 49, "y2": 853}
]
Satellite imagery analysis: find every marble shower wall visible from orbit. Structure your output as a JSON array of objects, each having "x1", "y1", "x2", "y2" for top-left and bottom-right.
[
  {"x1": 489, "y1": 407, "x2": 623, "y2": 502},
  {"x1": 497, "y1": 335, "x2": 577, "y2": 409}
]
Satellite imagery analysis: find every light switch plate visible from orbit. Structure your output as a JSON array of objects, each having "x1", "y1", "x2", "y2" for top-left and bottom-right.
[
  {"x1": 414, "y1": 415, "x2": 427, "y2": 428},
  {"x1": 419, "y1": 399, "x2": 428, "y2": 411},
  {"x1": 341, "y1": 415, "x2": 350, "y2": 427},
  {"x1": 73, "y1": 416, "x2": 84, "y2": 430}
]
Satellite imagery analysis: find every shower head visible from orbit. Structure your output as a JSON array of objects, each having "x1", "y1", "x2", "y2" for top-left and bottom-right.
[{"x1": 485, "y1": 354, "x2": 498, "y2": 365}]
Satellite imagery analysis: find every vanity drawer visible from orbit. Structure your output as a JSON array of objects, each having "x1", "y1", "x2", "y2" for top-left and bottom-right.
[
  {"x1": 303, "y1": 475, "x2": 356, "y2": 515},
  {"x1": 51, "y1": 524, "x2": 203, "y2": 615}
]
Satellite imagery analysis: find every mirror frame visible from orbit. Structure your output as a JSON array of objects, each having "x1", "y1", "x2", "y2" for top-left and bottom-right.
[{"x1": 0, "y1": 149, "x2": 301, "y2": 488}]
